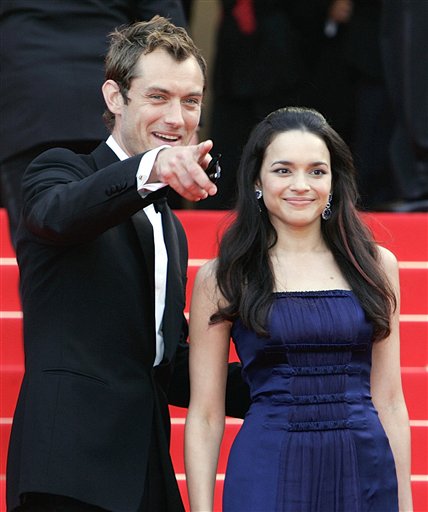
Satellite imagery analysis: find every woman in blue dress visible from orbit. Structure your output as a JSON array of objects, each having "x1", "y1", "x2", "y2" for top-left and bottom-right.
[{"x1": 185, "y1": 107, "x2": 413, "y2": 511}]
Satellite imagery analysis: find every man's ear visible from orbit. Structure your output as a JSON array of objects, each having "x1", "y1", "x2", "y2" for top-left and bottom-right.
[{"x1": 102, "y1": 80, "x2": 124, "y2": 115}]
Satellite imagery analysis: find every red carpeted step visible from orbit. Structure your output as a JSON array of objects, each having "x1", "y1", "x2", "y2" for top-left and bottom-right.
[
  {"x1": 0, "y1": 209, "x2": 14, "y2": 258},
  {"x1": 1, "y1": 367, "x2": 426, "y2": 420},
  {"x1": 1, "y1": 263, "x2": 427, "y2": 316},
  {"x1": 0, "y1": 319, "x2": 23, "y2": 365},
  {"x1": 178, "y1": 478, "x2": 428, "y2": 512},
  {"x1": 411, "y1": 424, "x2": 428, "y2": 475},
  {"x1": 400, "y1": 268, "x2": 428, "y2": 315},
  {"x1": 1, "y1": 210, "x2": 427, "y2": 512},
  {"x1": 2, "y1": 211, "x2": 426, "y2": 262},
  {"x1": 0, "y1": 433, "x2": 427, "y2": 512},
  {"x1": 411, "y1": 480, "x2": 428, "y2": 512},
  {"x1": 0, "y1": 367, "x2": 22, "y2": 418},
  {"x1": 0, "y1": 265, "x2": 20, "y2": 312},
  {"x1": 1, "y1": 418, "x2": 425, "y2": 480},
  {"x1": 170, "y1": 420, "x2": 428, "y2": 475},
  {"x1": 0, "y1": 320, "x2": 413, "y2": 367},
  {"x1": 178, "y1": 475, "x2": 428, "y2": 512},
  {"x1": 400, "y1": 322, "x2": 428, "y2": 367},
  {"x1": 170, "y1": 421, "x2": 242, "y2": 475},
  {"x1": 4, "y1": 398, "x2": 428, "y2": 498},
  {"x1": 362, "y1": 213, "x2": 428, "y2": 261},
  {"x1": 186, "y1": 265, "x2": 428, "y2": 316},
  {"x1": 402, "y1": 370, "x2": 428, "y2": 419},
  {"x1": 0, "y1": 480, "x2": 5, "y2": 512},
  {"x1": 175, "y1": 211, "x2": 428, "y2": 262},
  {"x1": 176, "y1": 479, "x2": 190, "y2": 511},
  {"x1": 175, "y1": 211, "x2": 230, "y2": 259},
  {"x1": 0, "y1": 423, "x2": 11, "y2": 475},
  {"x1": 177, "y1": 475, "x2": 225, "y2": 512},
  {"x1": 169, "y1": 405, "x2": 187, "y2": 419},
  {"x1": 1, "y1": 211, "x2": 427, "y2": 264},
  {"x1": 0, "y1": 420, "x2": 426, "y2": 508}
]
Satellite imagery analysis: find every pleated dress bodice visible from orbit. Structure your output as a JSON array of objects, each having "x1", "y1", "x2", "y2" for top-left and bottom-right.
[{"x1": 223, "y1": 290, "x2": 398, "y2": 512}]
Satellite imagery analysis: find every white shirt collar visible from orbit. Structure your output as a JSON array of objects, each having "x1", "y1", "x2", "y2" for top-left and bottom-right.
[{"x1": 106, "y1": 135, "x2": 129, "y2": 161}]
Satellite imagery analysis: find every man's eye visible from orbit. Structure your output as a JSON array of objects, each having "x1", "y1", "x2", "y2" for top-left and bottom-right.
[{"x1": 183, "y1": 98, "x2": 200, "y2": 106}]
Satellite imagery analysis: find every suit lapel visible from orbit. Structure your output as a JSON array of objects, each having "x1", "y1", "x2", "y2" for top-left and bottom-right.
[
  {"x1": 160, "y1": 204, "x2": 184, "y2": 361},
  {"x1": 90, "y1": 141, "x2": 118, "y2": 169},
  {"x1": 131, "y1": 210, "x2": 155, "y2": 301},
  {"x1": 91, "y1": 143, "x2": 183, "y2": 364},
  {"x1": 133, "y1": 202, "x2": 184, "y2": 363},
  {"x1": 90, "y1": 142, "x2": 160, "y2": 361},
  {"x1": 91, "y1": 142, "x2": 156, "y2": 287},
  {"x1": 89, "y1": 142, "x2": 157, "y2": 300}
]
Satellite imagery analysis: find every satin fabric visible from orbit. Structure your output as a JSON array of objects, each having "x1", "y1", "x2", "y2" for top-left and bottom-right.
[{"x1": 223, "y1": 290, "x2": 398, "y2": 512}]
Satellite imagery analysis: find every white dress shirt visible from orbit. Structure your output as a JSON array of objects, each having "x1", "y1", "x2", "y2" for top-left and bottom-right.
[{"x1": 106, "y1": 135, "x2": 169, "y2": 366}]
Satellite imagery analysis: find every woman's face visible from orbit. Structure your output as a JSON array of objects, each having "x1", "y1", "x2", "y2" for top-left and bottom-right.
[{"x1": 257, "y1": 129, "x2": 332, "y2": 229}]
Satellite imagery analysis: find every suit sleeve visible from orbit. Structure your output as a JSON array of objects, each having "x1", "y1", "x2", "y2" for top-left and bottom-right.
[
  {"x1": 166, "y1": 212, "x2": 251, "y2": 418},
  {"x1": 167, "y1": 334, "x2": 251, "y2": 419},
  {"x1": 21, "y1": 147, "x2": 167, "y2": 245}
]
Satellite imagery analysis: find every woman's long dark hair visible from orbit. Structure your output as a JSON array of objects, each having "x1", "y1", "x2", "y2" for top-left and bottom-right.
[{"x1": 211, "y1": 107, "x2": 396, "y2": 342}]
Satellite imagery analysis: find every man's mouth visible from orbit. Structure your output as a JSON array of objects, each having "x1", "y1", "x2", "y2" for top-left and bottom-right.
[{"x1": 153, "y1": 132, "x2": 180, "y2": 143}]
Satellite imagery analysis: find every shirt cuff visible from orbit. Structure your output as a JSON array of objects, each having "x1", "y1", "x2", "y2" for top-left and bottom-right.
[{"x1": 136, "y1": 145, "x2": 170, "y2": 197}]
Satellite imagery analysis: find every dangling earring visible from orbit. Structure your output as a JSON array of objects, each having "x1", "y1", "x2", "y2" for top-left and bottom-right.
[
  {"x1": 321, "y1": 193, "x2": 332, "y2": 220},
  {"x1": 255, "y1": 189, "x2": 263, "y2": 212}
]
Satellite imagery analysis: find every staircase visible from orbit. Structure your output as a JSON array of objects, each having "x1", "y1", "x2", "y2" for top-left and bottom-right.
[{"x1": 1, "y1": 209, "x2": 427, "y2": 511}]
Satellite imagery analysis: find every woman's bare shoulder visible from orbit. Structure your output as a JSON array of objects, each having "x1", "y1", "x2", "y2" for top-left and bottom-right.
[{"x1": 376, "y1": 245, "x2": 399, "y2": 273}]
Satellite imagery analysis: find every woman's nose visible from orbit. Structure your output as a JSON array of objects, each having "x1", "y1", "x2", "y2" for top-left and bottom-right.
[{"x1": 290, "y1": 171, "x2": 310, "y2": 190}]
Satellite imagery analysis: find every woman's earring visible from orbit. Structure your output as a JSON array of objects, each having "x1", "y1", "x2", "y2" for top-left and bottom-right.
[
  {"x1": 255, "y1": 189, "x2": 263, "y2": 200},
  {"x1": 321, "y1": 193, "x2": 333, "y2": 220}
]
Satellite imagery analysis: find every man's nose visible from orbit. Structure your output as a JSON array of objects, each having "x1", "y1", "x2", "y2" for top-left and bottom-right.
[{"x1": 164, "y1": 100, "x2": 185, "y2": 127}]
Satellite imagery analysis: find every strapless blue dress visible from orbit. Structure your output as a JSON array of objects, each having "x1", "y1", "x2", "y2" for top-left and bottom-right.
[{"x1": 223, "y1": 291, "x2": 398, "y2": 512}]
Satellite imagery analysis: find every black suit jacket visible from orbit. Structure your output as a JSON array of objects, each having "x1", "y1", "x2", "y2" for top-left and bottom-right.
[
  {"x1": 6, "y1": 143, "x2": 250, "y2": 511},
  {"x1": 380, "y1": 0, "x2": 428, "y2": 200},
  {"x1": 212, "y1": 0, "x2": 330, "y2": 99},
  {"x1": 0, "y1": 0, "x2": 186, "y2": 162}
]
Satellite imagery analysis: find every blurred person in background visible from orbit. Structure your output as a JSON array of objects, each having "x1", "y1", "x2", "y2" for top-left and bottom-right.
[
  {"x1": 379, "y1": 0, "x2": 428, "y2": 212},
  {"x1": 310, "y1": 0, "x2": 398, "y2": 210},
  {"x1": 197, "y1": 0, "x2": 337, "y2": 210}
]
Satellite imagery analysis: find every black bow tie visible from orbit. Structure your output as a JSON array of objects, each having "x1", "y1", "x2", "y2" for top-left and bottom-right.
[{"x1": 154, "y1": 197, "x2": 167, "y2": 213}]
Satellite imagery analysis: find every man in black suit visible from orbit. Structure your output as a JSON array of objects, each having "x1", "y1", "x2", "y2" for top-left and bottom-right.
[
  {"x1": 0, "y1": 0, "x2": 186, "y2": 247},
  {"x1": 6, "y1": 16, "x2": 249, "y2": 512},
  {"x1": 380, "y1": 0, "x2": 428, "y2": 211}
]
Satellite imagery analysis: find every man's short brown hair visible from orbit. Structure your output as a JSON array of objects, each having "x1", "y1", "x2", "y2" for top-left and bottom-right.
[{"x1": 103, "y1": 15, "x2": 207, "y2": 131}]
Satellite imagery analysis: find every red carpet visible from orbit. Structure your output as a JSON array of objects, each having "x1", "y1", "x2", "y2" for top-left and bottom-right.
[{"x1": 1, "y1": 209, "x2": 427, "y2": 511}]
